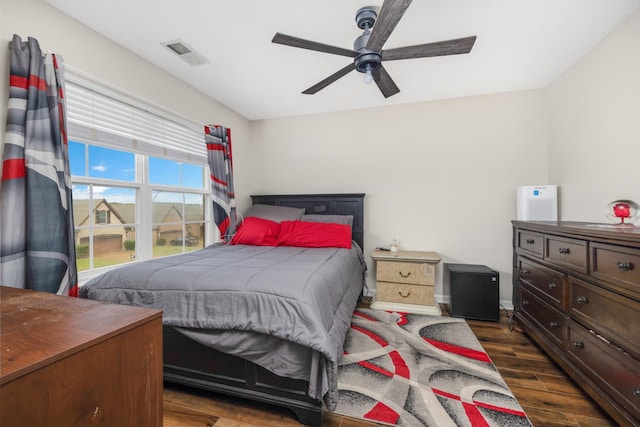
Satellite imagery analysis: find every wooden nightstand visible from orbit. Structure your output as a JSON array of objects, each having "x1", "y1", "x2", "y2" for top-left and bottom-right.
[{"x1": 370, "y1": 250, "x2": 441, "y2": 315}]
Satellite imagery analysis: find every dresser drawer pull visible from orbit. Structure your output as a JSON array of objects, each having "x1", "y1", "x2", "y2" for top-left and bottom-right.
[
  {"x1": 616, "y1": 261, "x2": 633, "y2": 271},
  {"x1": 398, "y1": 271, "x2": 411, "y2": 278},
  {"x1": 548, "y1": 282, "x2": 557, "y2": 290},
  {"x1": 398, "y1": 291, "x2": 411, "y2": 298},
  {"x1": 634, "y1": 388, "x2": 640, "y2": 397},
  {"x1": 520, "y1": 269, "x2": 530, "y2": 276},
  {"x1": 576, "y1": 296, "x2": 589, "y2": 305},
  {"x1": 522, "y1": 300, "x2": 530, "y2": 306},
  {"x1": 558, "y1": 247, "x2": 571, "y2": 255},
  {"x1": 525, "y1": 239, "x2": 535, "y2": 245},
  {"x1": 572, "y1": 341, "x2": 584, "y2": 349},
  {"x1": 549, "y1": 321, "x2": 559, "y2": 329}
]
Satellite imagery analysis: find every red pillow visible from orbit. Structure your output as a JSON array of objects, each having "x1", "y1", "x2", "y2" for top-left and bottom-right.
[
  {"x1": 277, "y1": 220, "x2": 352, "y2": 249},
  {"x1": 230, "y1": 216, "x2": 281, "y2": 246}
]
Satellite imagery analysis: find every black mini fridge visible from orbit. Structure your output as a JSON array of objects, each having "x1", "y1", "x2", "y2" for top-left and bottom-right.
[{"x1": 443, "y1": 263, "x2": 500, "y2": 322}]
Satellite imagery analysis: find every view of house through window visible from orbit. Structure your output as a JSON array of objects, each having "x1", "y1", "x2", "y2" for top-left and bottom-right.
[
  {"x1": 151, "y1": 190, "x2": 204, "y2": 258},
  {"x1": 70, "y1": 141, "x2": 207, "y2": 272},
  {"x1": 72, "y1": 183, "x2": 137, "y2": 271}
]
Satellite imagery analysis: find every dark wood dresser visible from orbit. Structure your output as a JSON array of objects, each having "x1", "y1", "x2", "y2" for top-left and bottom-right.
[
  {"x1": 0, "y1": 286, "x2": 163, "y2": 427},
  {"x1": 511, "y1": 221, "x2": 640, "y2": 426}
]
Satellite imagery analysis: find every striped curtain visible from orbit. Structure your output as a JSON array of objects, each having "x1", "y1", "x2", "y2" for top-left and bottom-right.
[
  {"x1": 0, "y1": 35, "x2": 78, "y2": 296},
  {"x1": 205, "y1": 125, "x2": 236, "y2": 242}
]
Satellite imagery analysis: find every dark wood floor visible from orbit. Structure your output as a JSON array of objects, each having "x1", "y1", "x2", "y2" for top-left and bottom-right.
[{"x1": 163, "y1": 306, "x2": 618, "y2": 427}]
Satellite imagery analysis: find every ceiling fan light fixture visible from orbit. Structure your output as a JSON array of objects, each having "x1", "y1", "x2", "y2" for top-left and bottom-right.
[
  {"x1": 363, "y1": 64, "x2": 374, "y2": 85},
  {"x1": 354, "y1": 51, "x2": 381, "y2": 80}
]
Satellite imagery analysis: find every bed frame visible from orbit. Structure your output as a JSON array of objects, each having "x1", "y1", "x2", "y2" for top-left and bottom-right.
[{"x1": 162, "y1": 193, "x2": 365, "y2": 426}]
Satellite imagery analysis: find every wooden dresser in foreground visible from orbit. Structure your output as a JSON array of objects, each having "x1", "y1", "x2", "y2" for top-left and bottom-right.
[
  {"x1": 512, "y1": 221, "x2": 640, "y2": 426},
  {"x1": 0, "y1": 286, "x2": 163, "y2": 427}
]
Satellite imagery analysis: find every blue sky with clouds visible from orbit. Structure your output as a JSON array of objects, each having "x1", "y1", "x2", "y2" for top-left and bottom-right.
[{"x1": 69, "y1": 141, "x2": 204, "y2": 202}]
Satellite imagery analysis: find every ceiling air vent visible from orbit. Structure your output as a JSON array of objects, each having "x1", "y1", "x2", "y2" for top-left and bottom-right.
[{"x1": 161, "y1": 39, "x2": 209, "y2": 66}]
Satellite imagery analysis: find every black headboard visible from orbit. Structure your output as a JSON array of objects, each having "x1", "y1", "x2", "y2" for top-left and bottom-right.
[{"x1": 250, "y1": 193, "x2": 365, "y2": 249}]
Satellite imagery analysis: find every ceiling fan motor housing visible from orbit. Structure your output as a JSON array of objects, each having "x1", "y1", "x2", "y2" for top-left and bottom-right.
[
  {"x1": 353, "y1": 28, "x2": 381, "y2": 73},
  {"x1": 355, "y1": 51, "x2": 381, "y2": 73}
]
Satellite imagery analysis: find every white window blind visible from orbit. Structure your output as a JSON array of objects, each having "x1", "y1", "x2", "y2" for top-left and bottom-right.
[{"x1": 65, "y1": 79, "x2": 206, "y2": 164}]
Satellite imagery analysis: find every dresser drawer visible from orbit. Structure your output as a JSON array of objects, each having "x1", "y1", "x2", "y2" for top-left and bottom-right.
[
  {"x1": 545, "y1": 235, "x2": 588, "y2": 273},
  {"x1": 376, "y1": 261, "x2": 434, "y2": 286},
  {"x1": 569, "y1": 277, "x2": 640, "y2": 356},
  {"x1": 519, "y1": 258, "x2": 566, "y2": 310},
  {"x1": 520, "y1": 286, "x2": 566, "y2": 348},
  {"x1": 376, "y1": 281, "x2": 434, "y2": 305},
  {"x1": 517, "y1": 230, "x2": 543, "y2": 258},
  {"x1": 567, "y1": 322, "x2": 640, "y2": 421},
  {"x1": 591, "y1": 242, "x2": 640, "y2": 298}
]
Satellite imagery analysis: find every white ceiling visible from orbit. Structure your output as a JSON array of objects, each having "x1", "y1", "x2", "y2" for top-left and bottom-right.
[{"x1": 46, "y1": 0, "x2": 640, "y2": 121}]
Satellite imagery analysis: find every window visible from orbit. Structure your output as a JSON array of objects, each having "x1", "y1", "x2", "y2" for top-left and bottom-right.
[
  {"x1": 65, "y1": 73, "x2": 211, "y2": 277},
  {"x1": 149, "y1": 156, "x2": 205, "y2": 257},
  {"x1": 95, "y1": 210, "x2": 111, "y2": 224},
  {"x1": 152, "y1": 189, "x2": 204, "y2": 257}
]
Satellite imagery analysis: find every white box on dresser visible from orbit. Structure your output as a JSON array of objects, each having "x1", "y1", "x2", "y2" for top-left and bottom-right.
[{"x1": 370, "y1": 250, "x2": 441, "y2": 315}]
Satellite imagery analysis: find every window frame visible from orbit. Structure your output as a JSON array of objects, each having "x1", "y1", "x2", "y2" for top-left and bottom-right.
[{"x1": 65, "y1": 67, "x2": 213, "y2": 284}]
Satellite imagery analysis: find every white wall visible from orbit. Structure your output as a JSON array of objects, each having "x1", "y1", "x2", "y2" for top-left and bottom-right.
[
  {"x1": 0, "y1": 0, "x2": 252, "y2": 211},
  {"x1": 547, "y1": 9, "x2": 640, "y2": 221},
  {"x1": 250, "y1": 91, "x2": 549, "y2": 305}
]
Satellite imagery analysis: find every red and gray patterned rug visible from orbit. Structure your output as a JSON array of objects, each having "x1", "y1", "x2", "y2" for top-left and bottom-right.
[{"x1": 335, "y1": 309, "x2": 532, "y2": 427}]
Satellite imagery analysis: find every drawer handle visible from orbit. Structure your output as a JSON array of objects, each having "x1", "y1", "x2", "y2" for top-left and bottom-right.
[
  {"x1": 549, "y1": 321, "x2": 559, "y2": 329},
  {"x1": 558, "y1": 247, "x2": 571, "y2": 255},
  {"x1": 525, "y1": 239, "x2": 535, "y2": 245},
  {"x1": 522, "y1": 300, "x2": 530, "y2": 306},
  {"x1": 520, "y1": 269, "x2": 530, "y2": 276},
  {"x1": 398, "y1": 272, "x2": 411, "y2": 278},
  {"x1": 634, "y1": 388, "x2": 640, "y2": 397},
  {"x1": 616, "y1": 261, "x2": 633, "y2": 271},
  {"x1": 398, "y1": 291, "x2": 411, "y2": 298},
  {"x1": 572, "y1": 341, "x2": 584, "y2": 349},
  {"x1": 576, "y1": 296, "x2": 589, "y2": 305},
  {"x1": 548, "y1": 282, "x2": 557, "y2": 290}
]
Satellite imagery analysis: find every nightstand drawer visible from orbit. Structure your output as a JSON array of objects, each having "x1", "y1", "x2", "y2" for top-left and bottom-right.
[
  {"x1": 376, "y1": 260, "x2": 434, "y2": 285},
  {"x1": 376, "y1": 281, "x2": 434, "y2": 305}
]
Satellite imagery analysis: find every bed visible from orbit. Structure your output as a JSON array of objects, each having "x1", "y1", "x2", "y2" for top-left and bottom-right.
[{"x1": 80, "y1": 193, "x2": 366, "y2": 426}]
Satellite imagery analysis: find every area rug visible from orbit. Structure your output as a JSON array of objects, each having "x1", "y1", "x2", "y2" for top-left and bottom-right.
[{"x1": 334, "y1": 309, "x2": 532, "y2": 427}]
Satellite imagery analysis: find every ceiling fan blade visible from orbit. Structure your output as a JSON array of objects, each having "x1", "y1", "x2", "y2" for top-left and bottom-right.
[
  {"x1": 272, "y1": 33, "x2": 357, "y2": 58},
  {"x1": 366, "y1": 0, "x2": 413, "y2": 52},
  {"x1": 302, "y1": 63, "x2": 356, "y2": 94},
  {"x1": 382, "y1": 36, "x2": 477, "y2": 61},
  {"x1": 373, "y1": 65, "x2": 400, "y2": 98}
]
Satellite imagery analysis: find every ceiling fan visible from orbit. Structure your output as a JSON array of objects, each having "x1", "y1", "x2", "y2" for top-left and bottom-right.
[{"x1": 272, "y1": 0, "x2": 477, "y2": 98}]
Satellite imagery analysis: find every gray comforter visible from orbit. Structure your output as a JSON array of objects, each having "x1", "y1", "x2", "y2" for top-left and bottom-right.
[{"x1": 80, "y1": 243, "x2": 366, "y2": 410}]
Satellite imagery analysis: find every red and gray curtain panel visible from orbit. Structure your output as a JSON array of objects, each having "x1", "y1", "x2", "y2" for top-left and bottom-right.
[
  {"x1": 205, "y1": 125, "x2": 237, "y2": 242},
  {"x1": 0, "y1": 35, "x2": 78, "y2": 296}
]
